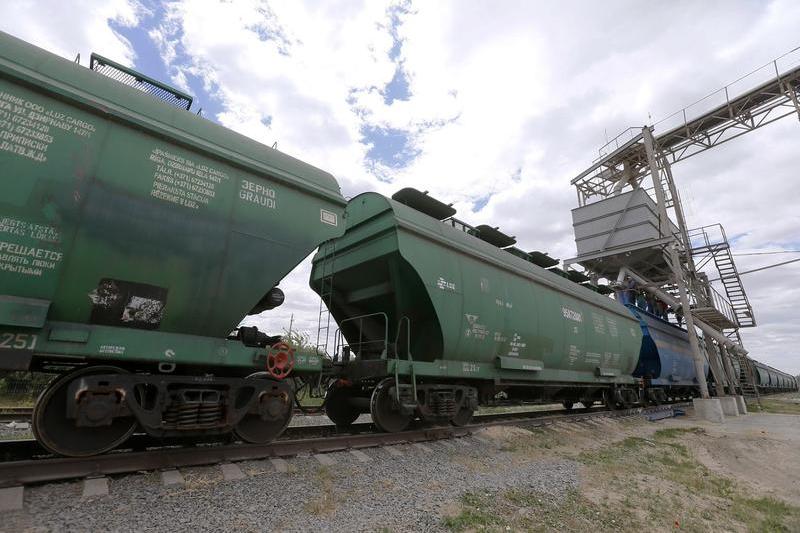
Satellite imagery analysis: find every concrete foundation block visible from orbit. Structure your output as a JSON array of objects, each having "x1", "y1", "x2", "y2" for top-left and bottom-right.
[
  {"x1": 0, "y1": 486, "x2": 23, "y2": 511},
  {"x1": 384, "y1": 446, "x2": 404, "y2": 457},
  {"x1": 270, "y1": 458, "x2": 290, "y2": 473},
  {"x1": 82, "y1": 477, "x2": 109, "y2": 498},
  {"x1": 314, "y1": 453, "x2": 336, "y2": 466},
  {"x1": 412, "y1": 442, "x2": 433, "y2": 453},
  {"x1": 693, "y1": 398, "x2": 725, "y2": 423},
  {"x1": 221, "y1": 463, "x2": 246, "y2": 481},
  {"x1": 161, "y1": 469, "x2": 185, "y2": 487},
  {"x1": 735, "y1": 395, "x2": 748, "y2": 415},
  {"x1": 719, "y1": 396, "x2": 740, "y2": 417},
  {"x1": 349, "y1": 449, "x2": 372, "y2": 463}
]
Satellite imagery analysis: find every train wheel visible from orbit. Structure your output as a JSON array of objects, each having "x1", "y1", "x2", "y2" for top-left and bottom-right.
[
  {"x1": 32, "y1": 366, "x2": 137, "y2": 457},
  {"x1": 451, "y1": 405, "x2": 474, "y2": 427},
  {"x1": 562, "y1": 401, "x2": 574, "y2": 411},
  {"x1": 619, "y1": 389, "x2": 636, "y2": 409},
  {"x1": 324, "y1": 382, "x2": 361, "y2": 427},
  {"x1": 650, "y1": 391, "x2": 662, "y2": 406},
  {"x1": 234, "y1": 373, "x2": 294, "y2": 444},
  {"x1": 370, "y1": 378, "x2": 411, "y2": 433},
  {"x1": 602, "y1": 389, "x2": 620, "y2": 410}
]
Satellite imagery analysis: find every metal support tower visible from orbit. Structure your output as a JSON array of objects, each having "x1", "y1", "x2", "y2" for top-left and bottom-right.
[
  {"x1": 568, "y1": 48, "x2": 800, "y2": 399},
  {"x1": 642, "y1": 127, "x2": 711, "y2": 398}
]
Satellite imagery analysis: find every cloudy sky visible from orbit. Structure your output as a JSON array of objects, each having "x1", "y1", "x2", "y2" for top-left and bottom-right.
[{"x1": 2, "y1": 0, "x2": 798, "y2": 374}]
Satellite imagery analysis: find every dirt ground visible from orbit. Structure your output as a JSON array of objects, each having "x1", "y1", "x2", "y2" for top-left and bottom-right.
[{"x1": 444, "y1": 393, "x2": 800, "y2": 532}]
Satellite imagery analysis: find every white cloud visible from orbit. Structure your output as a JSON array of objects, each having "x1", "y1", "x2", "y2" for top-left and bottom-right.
[
  {"x1": 151, "y1": 0, "x2": 400, "y2": 195},
  {"x1": 0, "y1": 0, "x2": 145, "y2": 66}
]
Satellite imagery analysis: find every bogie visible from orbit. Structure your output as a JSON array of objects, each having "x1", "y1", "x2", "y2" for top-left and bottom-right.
[{"x1": 32, "y1": 365, "x2": 295, "y2": 456}]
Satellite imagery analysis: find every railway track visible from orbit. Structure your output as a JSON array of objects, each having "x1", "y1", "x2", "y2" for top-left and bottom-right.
[
  {"x1": 0, "y1": 407, "x2": 33, "y2": 423},
  {"x1": 0, "y1": 405, "x2": 593, "y2": 462},
  {"x1": 0, "y1": 406, "x2": 325, "y2": 424},
  {"x1": 0, "y1": 403, "x2": 687, "y2": 487}
]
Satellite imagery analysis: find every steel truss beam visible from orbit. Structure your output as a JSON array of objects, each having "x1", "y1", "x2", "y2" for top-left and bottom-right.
[{"x1": 572, "y1": 55, "x2": 800, "y2": 205}]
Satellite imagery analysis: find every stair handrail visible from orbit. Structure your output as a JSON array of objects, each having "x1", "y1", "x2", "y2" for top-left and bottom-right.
[
  {"x1": 707, "y1": 284, "x2": 738, "y2": 327},
  {"x1": 334, "y1": 312, "x2": 389, "y2": 361}
]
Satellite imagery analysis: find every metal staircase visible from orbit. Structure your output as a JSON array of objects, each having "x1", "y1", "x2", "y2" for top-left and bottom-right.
[
  {"x1": 689, "y1": 225, "x2": 755, "y2": 328},
  {"x1": 726, "y1": 329, "x2": 761, "y2": 404},
  {"x1": 315, "y1": 240, "x2": 336, "y2": 357},
  {"x1": 713, "y1": 251, "x2": 755, "y2": 328}
]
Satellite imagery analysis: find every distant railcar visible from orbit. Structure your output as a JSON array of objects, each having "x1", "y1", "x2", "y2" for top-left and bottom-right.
[{"x1": 752, "y1": 360, "x2": 798, "y2": 393}]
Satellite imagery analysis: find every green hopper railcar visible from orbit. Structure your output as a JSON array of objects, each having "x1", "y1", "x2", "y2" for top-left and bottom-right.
[
  {"x1": 0, "y1": 31, "x2": 346, "y2": 455},
  {"x1": 752, "y1": 360, "x2": 798, "y2": 393},
  {"x1": 311, "y1": 190, "x2": 643, "y2": 431}
]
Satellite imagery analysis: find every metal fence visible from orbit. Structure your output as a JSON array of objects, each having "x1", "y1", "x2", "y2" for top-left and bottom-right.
[{"x1": 0, "y1": 372, "x2": 56, "y2": 405}]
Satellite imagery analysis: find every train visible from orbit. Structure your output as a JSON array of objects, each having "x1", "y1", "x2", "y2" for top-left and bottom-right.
[
  {"x1": 0, "y1": 32, "x2": 796, "y2": 456},
  {"x1": 309, "y1": 190, "x2": 797, "y2": 429}
]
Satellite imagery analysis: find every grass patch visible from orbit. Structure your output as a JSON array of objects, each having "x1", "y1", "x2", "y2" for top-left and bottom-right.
[
  {"x1": 0, "y1": 394, "x2": 36, "y2": 408},
  {"x1": 576, "y1": 428, "x2": 800, "y2": 531},
  {"x1": 296, "y1": 393, "x2": 324, "y2": 408},
  {"x1": 443, "y1": 492, "x2": 508, "y2": 531},
  {"x1": 753, "y1": 398, "x2": 800, "y2": 415},
  {"x1": 303, "y1": 466, "x2": 337, "y2": 516},
  {"x1": 443, "y1": 488, "x2": 634, "y2": 532},
  {"x1": 494, "y1": 428, "x2": 563, "y2": 454},
  {"x1": 728, "y1": 494, "x2": 800, "y2": 532},
  {"x1": 444, "y1": 427, "x2": 800, "y2": 532},
  {"x1": 652, "y1": 427, "x2": 706, "y2": 439}
]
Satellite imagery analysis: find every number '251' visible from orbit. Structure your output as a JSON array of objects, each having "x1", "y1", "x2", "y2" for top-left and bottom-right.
[{"x1": 0, "y1": 333, "x2": 38, "y2": 350}]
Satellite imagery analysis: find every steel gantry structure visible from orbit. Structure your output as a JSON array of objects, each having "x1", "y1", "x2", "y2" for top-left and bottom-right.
[{"x1": 566, "y1": 47, "x2": 800, "y2": 401}]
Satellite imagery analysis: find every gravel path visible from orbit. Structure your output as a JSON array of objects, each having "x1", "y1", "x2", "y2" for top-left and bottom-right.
[{"x1": 5, "y1": 430, "x2": 579, "y2": 532}]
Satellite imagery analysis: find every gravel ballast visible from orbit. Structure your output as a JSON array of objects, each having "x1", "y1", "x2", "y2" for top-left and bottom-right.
[{"x1": 4, "y1": 428, "x2": 580, "y2": 532}]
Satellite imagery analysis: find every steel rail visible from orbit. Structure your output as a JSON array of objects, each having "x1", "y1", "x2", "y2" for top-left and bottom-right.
[
  {"x1": 0, "y1": 405, "x2": 610, "y2": 461},
  {"x1": 0, "y1": 403, "x2": 687, "y2": 487},
  {"x1": 0, "y1": 406, "x2": 324, "y2": 423},
  {"x1": 0, "y1": 407, "x2": 34, "y2": 423}
]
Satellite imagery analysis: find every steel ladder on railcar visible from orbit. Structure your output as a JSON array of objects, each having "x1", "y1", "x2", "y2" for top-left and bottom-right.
[{"x1": 315, "y1": 240, "x2": 336, "y2": 357}]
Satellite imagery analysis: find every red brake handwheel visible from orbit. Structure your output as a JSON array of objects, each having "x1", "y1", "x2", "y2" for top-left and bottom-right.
[{"x1": 266, "y1": 341, "x2": 295, "y2": 380}]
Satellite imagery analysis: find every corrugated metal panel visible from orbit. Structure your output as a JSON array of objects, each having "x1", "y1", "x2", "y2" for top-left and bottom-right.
[{"x1": 571, "y1": 188, "x2": 679, "y2": 258}]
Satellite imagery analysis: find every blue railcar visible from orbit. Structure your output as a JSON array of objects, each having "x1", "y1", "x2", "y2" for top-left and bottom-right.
[
  {"x1": 626, "y1": 305, "x2": 799, "y2": 398},
  {"x1": 628, "y1": 306, "x2": 705, "y2": 402}
]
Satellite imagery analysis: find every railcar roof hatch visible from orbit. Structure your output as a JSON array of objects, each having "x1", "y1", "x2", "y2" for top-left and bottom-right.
[
  {"x1": 90, "y1": 53, "x2": 193, "y2": 110},
  {"x1": 528, "y1": 251, "x2": 559, "y2": 268},
  {"x1": 505, "y1": 246, "x2": 531, "y2": 261},
  {"x1": 392, "y1": 188, "x2": 456, "y2": 220},
  {"x1": 592, "y1": 284, "x2": 614, "y2": 295},
  {"x1": 567, "y1": 270, "x2": 591, "y2": 284},
  {"x1": 472, "y1": 225, "x2": 516, "y2": 248}
]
